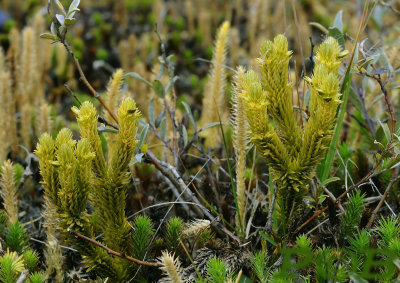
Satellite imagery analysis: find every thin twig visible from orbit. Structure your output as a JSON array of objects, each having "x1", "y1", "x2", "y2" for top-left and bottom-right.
[
  {"x1": 366, "y1": 175, "x2": 400, "y2": 228},
  {"x1": 67, "y1": 229, "x2": 160, "y2": 267},
  {"x1": 145, "y1": 150, "x2": 204, "y2": 217},
  {"x1": 294, "y1": 142, "x2": 391, "y2": 234},
  {"x1": 358, "y1": 69, "x2": 396, "y2": 133},
  {"x1": 47, "y1": 2, "x2": 119, "y2": 124},
  {"x1": 317, "y1": 179, "x2": 345, "y2": 213},
  {"x1": 154, "y1": 25, "x2": 179, "y2": 168},
  {"x1": 379, "y1": 0, "x2": 400, "y2": 14},
  {"x1": 146, "y1": 150, "x2": 241, "y2": 243},
  {"x1": 30, "y1": 237, "x2": 78, "y2": 252},
  {"x1": 127, "y1": 201, "x2": 203, "y2": 219},
  {"x1": 64, "y1": 84, "x2": 119, "y2": 130},
  {"x1": 128, "y1": 154, "x2": 212, "y2": 282},
  {"x1": 16, "y1": 270, "x2": 28, "y2": 283}
]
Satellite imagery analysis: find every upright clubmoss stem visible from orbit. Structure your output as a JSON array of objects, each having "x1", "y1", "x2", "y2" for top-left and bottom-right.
[{"x1": 239, "y1": 35, "x2": 347, "y2": 233}]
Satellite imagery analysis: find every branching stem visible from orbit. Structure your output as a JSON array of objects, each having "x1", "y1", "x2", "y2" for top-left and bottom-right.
[
  {"x1": 46, "y1": 2, "x2": 119, "y2": 124},
  {"x1": 67, "y1": 229, "x2": 160, "y2": 267}
]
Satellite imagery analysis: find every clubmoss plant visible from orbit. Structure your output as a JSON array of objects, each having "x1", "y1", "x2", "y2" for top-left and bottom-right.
[
  {"x1": 0, "y1": 249, "x2": 44, "y2": 283},
  {"x1": 347, "y1": 229, "x2": 371, "y2": 272},
  {"x1": 181, "y1": 219, "x2": 211, "y2": 239},
  {"x1": 158, "y1": 251, "x2": 184, "y2": 283},
  {"x1": 251, "y1": 251, "x2": 270, "y2": 283},
  {"x1": 103, "y1": 68, "x2": 124, "y2": 160},
  {"x1": 36, "y1": 98, "x2": 148, "y2": 281},
  {"x1": 200, "y1": 21, "x2": 230, "y2": 148},
  {"x1": 376, "y1": 216, "x2": 400, "y2": 247},
  {"x1": 239, "y1": 35, "x2": 348, "y2": 231},
  {"x1": 231, "y1": 66, "x2": 248, "y2": 234},
  {"x1": 0, "y1": 250, "x2": 25, "y2": 283},
  {"x1": 165, "y1": 217, "x2": 183, "y2": 254},
  {"x1": 23, "y1": 250, "x2": 40, "y2": 272},
  {"x1": 206, "y1": 256, "x2": 232, "y2": 283},
  {"x1": 0, "y1": 160, "x2": 18, "y2": 223},
  {"x1": 315, "y1": 246, "x2": 347, "y2": 282},
  {"x1": 4, "y1": 221, "x2": 29, "y2": 254},
  {"x1": 42, "y1": 199, "x2": 63, "y2": 282},
  {"x1": 338, "y1": 191, "x2": 365, "y2": 243},
  {"x1": 0, "y1": 71, "x2": 15, "y2": 161}
]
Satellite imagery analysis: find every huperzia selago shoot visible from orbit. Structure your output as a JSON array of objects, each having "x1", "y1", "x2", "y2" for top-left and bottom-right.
[
  {"x1": 35, "y1": 98, "x2": 147, "y2": 281},
  {"x1": 238, "y1": 35, "x2": 348, "y2": 235}
]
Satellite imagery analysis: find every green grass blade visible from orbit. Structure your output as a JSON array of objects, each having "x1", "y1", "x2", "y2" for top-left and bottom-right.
[{"x1": 320, "y1": 51, "x2": 356, "y2": 182}]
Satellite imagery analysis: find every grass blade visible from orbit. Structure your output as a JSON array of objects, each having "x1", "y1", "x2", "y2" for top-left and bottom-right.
[{"x1": 320, "y1": 64, "x2": 354, "y2": 181}]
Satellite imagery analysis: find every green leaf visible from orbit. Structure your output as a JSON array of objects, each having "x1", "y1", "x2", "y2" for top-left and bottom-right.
[
  {"x1": 259, "y1": 231, "x2": 277, "y2": 246},
  {"x1": 182, "y1": 125, "x2": 188, "y2": 146},
  {"x1": 328, "y1": 27, "x2": 345, "y2": 50},
  {"x1": 68, "y1": 0, "x2": 80, "y2": 16},
  {"x1": 129, "y1": 153, "x2": 144, "y2": 165},
  {"x1": 64, "y1": 17, "x2": 75, "y2": 26},
  {"x1": 374, "y1": 140, "x2": 385, "y2": 151},
  {"x1": 97, "y1": 127, "x2": 118, "y2": 134},
  {"x1": 181, "y1": 101, "x2": 196, "y2": 131},
  {"x1": 159, "y1": 117, "x2": 167, "y2": 140},
  {"x1": 148, "y1": 99, "x2": 155, "y2": 127},
  {"x1": 67, "y1": 8, "x2": 80, "y2": 17},
  {"x1": 125, "y1": 72, "x2": 152, "y2": 87},
  {"x1": 348, "y1": 87, "x2": 364, "y2": 115},
  {"x1": 165, "y1": 76, "x2": 179, "y2": 93},
  {"x1": 201, "y1": 122, "x2": 221, "y2": 131},
  {"x1": 50, "y1": 22, "x2": 57, "y2": 36},
  {"x1": 322, "y1": 177, "x2": 341, "y2": 186},
  {"x1": 333, "y1": 10, "x2": 343, "y2": 33},
  {"x1": 136, "y1": 124, "x2": 149, "y2": 151},
  {"x1": 319, "y1": 43, "x2": 355, "y2": 182},
  {"x1": 156, "y1": 64, "x2": 165, "y2": 80},
  {"x1": 378, "y1": 120, "x2": 391, "y2": 145},
  {"x1": 55, "y1": 14, "x2": 65, "y2": 26},
  {"x1": 40, "y1": 33, "x2": 58, "y2": 40},
  {"x1": 52, "y1": 0, "x2": 66, "y2": 16},
  {"x1": 152, "y1": 80, "x2": 165, "y2": 98},
  {"x1": 359, "y1": 57, "x2": 373, "y2": 69},
  {"x1": 155, "y1": 110, "x2": 165, "y2": 128},
  {"x1": 309, "y1": 22, "x2": 329, "y2": 34}
]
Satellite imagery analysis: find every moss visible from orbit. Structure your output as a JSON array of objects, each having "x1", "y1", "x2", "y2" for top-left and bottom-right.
[
  {"x1": 96, "y1": 48, "x2": 108, "y2": 60},
  {"x1": 4, "y1": 19, "x2": 15, "y2": 32},
  {"x1": 240, "y1": 35, "x2": 348, "y2": 231}
]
